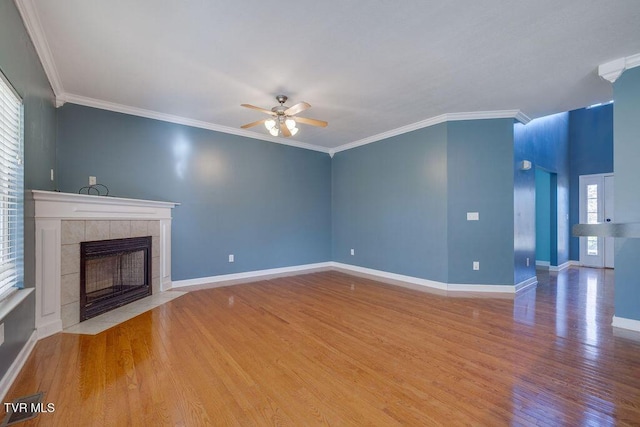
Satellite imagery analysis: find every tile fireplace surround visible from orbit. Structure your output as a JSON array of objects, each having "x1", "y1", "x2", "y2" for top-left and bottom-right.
[{"x1": 26, "y1": 190, "x2": 178, "y2": 338}]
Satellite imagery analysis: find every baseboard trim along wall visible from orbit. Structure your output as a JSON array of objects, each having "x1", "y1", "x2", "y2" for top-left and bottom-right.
[
  {"x1": 170, "y1": 262, "x2": 334, "y2": 289},
  {"x1": 332, "y1": 262, "x2": 533, "y2": 294},
  {"x1": 549, "y1": 261, "x2": 572, "y2": 272},
  {"x1": 612, "y1": 316, "x2": 640, "y2": 333},
  {"x1": 172, "y1": 261, "x2": 536, "y2": 295},
  {"x1": 0, "y1": 330, "x2": 37, "y2": 403}
]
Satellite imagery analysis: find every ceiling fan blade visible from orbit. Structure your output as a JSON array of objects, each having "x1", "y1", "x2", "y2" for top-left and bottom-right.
[
  {"x1": 241, "y1": 118, "x2": 268, "y2": 129},
  {"x1": 241, "y1": 104, "x2": 276, "y2": 115},
  {"x1": 284, "y1": 102, "x2": 311, "y2": 116},
  {"x1": 294, "y1": 116, "x2": 328, "y2": 128},
  {"x1": 280, "y1": 122, "x2": 292, "y2": 137}
]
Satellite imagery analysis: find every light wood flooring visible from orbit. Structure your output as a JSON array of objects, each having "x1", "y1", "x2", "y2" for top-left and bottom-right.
[{"x1": 3, "y1": 267, "x2": 640, "y2": 425}]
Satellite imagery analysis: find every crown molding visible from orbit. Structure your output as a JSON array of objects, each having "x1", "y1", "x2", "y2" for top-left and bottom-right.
[
  {"x1": 59, "y1": 93, "x2": 331, "y2": 154},
  {"x1": 598, "y1": 53, "x2": 640, "y2": 83},
  {"x1": 14, "y1": 0, "x2": 65, "y2": 99},
  {"x1": 329, "y1": 109, "x2": 530, "y2": 156}
]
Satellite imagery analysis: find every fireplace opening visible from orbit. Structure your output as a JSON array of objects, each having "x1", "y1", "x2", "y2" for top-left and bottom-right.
[{"x1": 80, "y1": 236, "x2": 152, "y2": 321}]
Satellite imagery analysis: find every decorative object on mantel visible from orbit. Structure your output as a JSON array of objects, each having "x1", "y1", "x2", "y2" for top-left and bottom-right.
[{"x1": 78, "y1": 183, "x2": 110, "y2": 196}]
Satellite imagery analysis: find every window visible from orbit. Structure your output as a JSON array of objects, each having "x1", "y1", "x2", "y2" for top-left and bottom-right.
[
  {"x1": 586, "y1": 184, "x2": 598, "y2": 256},
  {"x1": 0, "y1": 71, "x2": 23, "y2": 300}
]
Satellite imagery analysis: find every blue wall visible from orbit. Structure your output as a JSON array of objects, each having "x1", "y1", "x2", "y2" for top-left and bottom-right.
[
  {"x1": 447, "y1": 119, "x2": 514, "y2": 285},
  {"x1": 568, "y1": 104, "x2": 614, "y2": 260},
  {"x1": 612, "y1": 67, "x2": 640, "y2": 321},
  {"x1": 332, "y1": 124, "x2": 449, "y2": 282},
  {"x1": 535, "y1": 169, "x2": 551, "y2": 263},
  {"x1": 514, "y1": 112, "x2": 569, "y2": 279},
  {"x1": 56, "y1": 105, "x2": 332, "y2": 280},
  {"x1": 332, "y1": 119, "x2": 515, "y2": 286},
  {"x1": 0, "y1": 0, "x2": 57, "y2": 382}
]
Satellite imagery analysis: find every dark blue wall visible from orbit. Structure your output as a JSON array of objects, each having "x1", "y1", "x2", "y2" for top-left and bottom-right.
[
  {"x1": 0, "y1": 0, "x2": 56, "y2": 382},
  {"x1": 332, "y1": 124, "x2": 449, "y2": 282},
  {"x1": 514, "y1": 112, "x2": 569, "y2": 279},
  {"x1": 568, "y1": 104, "x2": 614, "y2": 260},
  {"x1": 56, "y1": 105, "x2": 332, "y2": 280},
  {"x1": 535, "y1": 169, "x2": 551, "y2": 263},
  {"x1": 612, "y1": 67, "x2": 640, "y2": 321}
]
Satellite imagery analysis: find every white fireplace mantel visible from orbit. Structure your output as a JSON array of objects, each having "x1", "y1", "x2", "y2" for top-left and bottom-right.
[{"x1": 27, "y1": 190, "x2": 179, "y2": 338}]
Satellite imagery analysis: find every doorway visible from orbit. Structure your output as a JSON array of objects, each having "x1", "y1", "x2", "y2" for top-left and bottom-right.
[
  {"x1": 535, "y1": 169, "x2": 552, "y2": 268},
  {"x1": 579, "y1": 173, "x2": 614, "y2": 268}
]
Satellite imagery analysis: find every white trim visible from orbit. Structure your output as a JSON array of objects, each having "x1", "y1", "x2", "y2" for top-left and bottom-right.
[
  {"x1": 329, "y1": 110, "x2": 530, "y2": 156},
  {"x1": 60, "y1": 94, "x2": 331, "y2": 154},
  {"x1": 612, "y1": 316, "x2": 640, "y2": 333},
  {"x1": 36, "y1": 319, "x2": 62, "y2": 339},
  {"x1": 536, "y1": 260, "x2": 550, "y2": 268},
  {"x1": 331, "y1": 262, "x2": 448, "y2": 290},
  {"x1": 174, "y1": 261, "x2": 536, "y2": 294},
  {"x1": 171, "y1": 262, "x2": 334, "y2": 288},
  {"x1": 598, "y1": 53, "x2": 640, "y2": 83},
  {"x1": 331, "y1": 262, "x2": 519, "y2": 293},
  {"x1": 0, "y1": 330, "x2": 37, "y2": 403},
  {"x1": 549, "y1": 261, "x2": 571, "y2": 272},
  {"x1": 514, "y1": 276, "x2": 538, "y2": 292},
  {"x1": 14, "y1": 0, "x2": 64, "y2": 100},
  {"x1": 30, "y1": 190, "x2": 179, "y2": 220}
]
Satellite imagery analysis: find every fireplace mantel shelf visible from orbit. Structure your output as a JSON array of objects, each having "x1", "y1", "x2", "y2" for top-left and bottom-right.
[{"x1": 30, "y1": 190, "x2": 179, "y2": 220}]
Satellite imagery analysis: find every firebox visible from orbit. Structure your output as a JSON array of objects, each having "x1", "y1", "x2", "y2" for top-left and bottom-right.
[{"x1": 80, "y1": 236, "x2": 152, "y2": 321}]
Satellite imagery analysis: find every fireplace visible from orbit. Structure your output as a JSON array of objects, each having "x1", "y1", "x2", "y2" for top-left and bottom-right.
[{"x1": 80, "y1": 236, "x2": 152, "y2": 321}]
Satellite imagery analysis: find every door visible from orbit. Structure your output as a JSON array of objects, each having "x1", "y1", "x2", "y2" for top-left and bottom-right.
[
  {"x1": 604, "y1": 175, "x2": 614, "y2": 268},
  {"x1": 579, "y1": 174, "x2": 614, "y2": 268}
]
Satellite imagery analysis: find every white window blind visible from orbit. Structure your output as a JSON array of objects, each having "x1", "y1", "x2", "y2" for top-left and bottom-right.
[{"x1": 0, "y1": 71, "x2": 23, "y2": 300}]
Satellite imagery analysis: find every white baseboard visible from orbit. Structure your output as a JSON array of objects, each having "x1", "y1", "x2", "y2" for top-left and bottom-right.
[
  {"x1": 171, "y1": 262, "x2": 333, "y2": 289},
  {"x1": 36, "y1": 319, "x2": 62, "y2": 340},
  {"x1": 549, "y1": 261, "x2": 571, "y2": 272},
  {"x1": 612, "y1": 316, "x2": 640, "y2": 332},
  {"x1": 515, "y1": 276, "x2": 538, "y2": 292},
  {"x1": 331, "y1": 262, "x2": 521, "y2": 294},
  {"x1": 172, "y1": 261, "x2": 537, "y2": 295},
  {"x1": 0, "y1": 330, "x2": 37, "y2": 403},
  {"x1": 535, "y1": 260, "x2": 550, "y2": 268},
  {"x1": 330, "y1": 262, "x2": 449, "y2": 291}
]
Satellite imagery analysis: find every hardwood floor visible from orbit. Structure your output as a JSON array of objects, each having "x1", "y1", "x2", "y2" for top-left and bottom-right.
[{"x1": 3, "y1": 267, "x2": 640, "y2": 426}]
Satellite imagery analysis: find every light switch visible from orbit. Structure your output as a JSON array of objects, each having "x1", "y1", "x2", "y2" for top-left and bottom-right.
[{"x1": 467, "y1": 212, "x2": 479, "y2": 221}]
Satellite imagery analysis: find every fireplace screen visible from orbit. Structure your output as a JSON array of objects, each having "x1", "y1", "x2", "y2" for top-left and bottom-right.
[{"x1": 80, "y1": 236, "x2": 152, "y2": 321}]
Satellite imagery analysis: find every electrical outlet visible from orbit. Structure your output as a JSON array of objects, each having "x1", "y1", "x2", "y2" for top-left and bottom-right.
[
  {"x1": 0, "y1": 323, "x2": 4, "y2": 346},
  {"x1": 228, "y1": 254, "x2": 234, "y2": 263},
  {"x1": 89, "y1": 176, "x2": 97, "y2": 186},
  {"x1": 473, "y1": 261, "x2": 480, "y2": 271},
  {"x1": 50, "y1": 169, "x2": 54, "y2": 181},
  {"x1": 350, "y1": 249, "x2": 355, "y2": 256}
]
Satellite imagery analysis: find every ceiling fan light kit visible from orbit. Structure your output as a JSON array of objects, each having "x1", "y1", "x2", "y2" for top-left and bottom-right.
[{"x1": 241, "y1": 95, "x2": 328, "y2": 138}]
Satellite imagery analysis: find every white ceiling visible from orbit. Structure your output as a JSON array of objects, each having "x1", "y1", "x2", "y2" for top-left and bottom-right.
[{"x1": 16, "y1": 0, "x2": 640, "y2": 153}]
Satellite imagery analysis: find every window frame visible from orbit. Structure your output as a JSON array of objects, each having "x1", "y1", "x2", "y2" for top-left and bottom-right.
[{"x1": 0, "y1": 68, "x2": 24, "y2": 302}]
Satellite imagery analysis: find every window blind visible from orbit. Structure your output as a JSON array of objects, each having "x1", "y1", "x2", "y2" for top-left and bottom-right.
[{"x1": 0, "y1": 71, "x2": 23, "y2": 300}]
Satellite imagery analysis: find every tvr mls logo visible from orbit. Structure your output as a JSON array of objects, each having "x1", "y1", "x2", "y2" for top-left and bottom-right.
[{"x1": 4, "y1": 402, "x2": 55, "y2": 413}]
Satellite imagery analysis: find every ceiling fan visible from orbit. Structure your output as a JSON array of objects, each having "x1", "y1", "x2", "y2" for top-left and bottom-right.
[{"x1": 241, "y1": 95, "x2": 328, "y2": 137}]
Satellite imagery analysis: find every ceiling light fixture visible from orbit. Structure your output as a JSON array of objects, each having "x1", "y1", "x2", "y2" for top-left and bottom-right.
[
  {"x1": 264, "y1": 116, "x2": 299, "y2": 137},
  {"x1": 241, "y1": 95, "x2": 327, "y2": 138}
]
